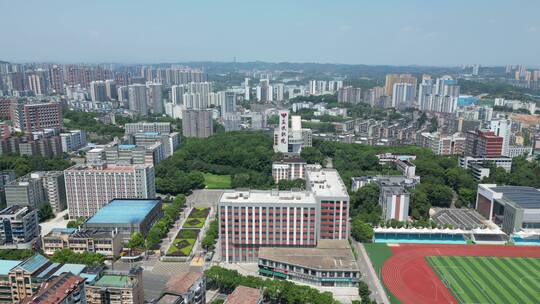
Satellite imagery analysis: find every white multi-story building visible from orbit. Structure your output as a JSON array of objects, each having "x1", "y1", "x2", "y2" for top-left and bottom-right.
[
  {"x1": 60, "y1": 130, "x2": 87, "y2": 152},
  {"x1": 105, "y1": 79, "x2": 117, "y2": 101},
  {"x1": 256, "y1": 79, "x2": 273, "y2": 102},
  {"x1": 0, "y1": 205, "x2": 39, "y2": 248},
  {"x1": 494, "y1": 98, "x2": 536, "y2": 114},
  {"x1": 418, "y1": 76, "x2": 459, "y2": 113},
  {"x1": 171, "y1": 82, "x2": 213, "y2": 109},
  {"x1": 244, "y1": 77, "x2": 251, "y2": 101},
  {"x1": 125, "y1": 122, "x2": 171, "y2": 135},
  {"x1": 271, "y1": 159, "x2": 308, "y2": 183},
  {"x1": 379, "y1": 186, "x2": 410, "y2": 222},
  {"x1": 417, "y1": 132, "x2": 465, "y2": 155},
  {"x1": 392, "y1": 83, "x2": 414, "y2": 108},
  {"x1": 165, "y1": 102, "x2": 185, "y2": 119},
  {"x1": 223, "y1": 92, "x2": 236, "y2": 114},
  {"x1": 64, "y1": 164, "x2": 156, "y2": 218},
  {"x1": 506, "y1": 146, "x2": 533, "y2": 158},
  {"x1": 27, "y1": 70, "x2": 49, "y2": 96},
  {"x1": 147, "y1": 82, "x2": 163, "y2": 114},
  {"x1": 171, "y1": 84, "x2": 186, "y2": 105},
  {"x1": 182, "y1": 109, "x2": 213, "y2": 138},
  {"x1": 308, "y1": 80, "x2": 334, "y2": 95},
  {"x1": 328, "y1": 80, "x2": 343, "y2": 93},
  {"x1": 36, "y1": 171, "x2": 67, "y2": 214},
  {"x1": 420, "y1": 95, "x2": 458, "y2": 113},
  {"x1": 273, "y1": 83, "x2": 284, "y2": 101},
  {"x1": 90, "y1": 81, "x2": 107, "y2": 102},
  {"x1": 489, "y1": 119, "x2": 511, "y2": 156},
  {"x1": 459, "y1": 156, "x2": 512, "y2": 180},
  {"x1": 128, "y1": 84, "x2": 148, "y2": 115},
  {"x1": 117, "y1": 85, "x2": 129, "y2": 102}
]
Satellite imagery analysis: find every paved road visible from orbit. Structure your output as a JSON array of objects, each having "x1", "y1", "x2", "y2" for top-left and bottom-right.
[
  {"x1": 187, "y1": 189, "x2": 224, "y2": 208},
  {"x1": 325, "y1": 157, "x2": 333, "y2": 168},
  {"x1": 356, "y1": 242, "x2": 390, "y2": 304},
  {"x1": 40, "y1": 210, "x2": 68, "y2": 235}
]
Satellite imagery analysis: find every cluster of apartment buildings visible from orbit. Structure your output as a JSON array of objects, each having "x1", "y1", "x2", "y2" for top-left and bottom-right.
[
  {"x1": 0, "y1": 252, "x2": 146, "y2": 304},
  {"x1": 0, "y1": 250, "x2": 211, "y2": 304},
  {"x1": 0, "y1": 98, "x2": 89, "y2": 157},
  {"x1": 351, "y1": 154, "x2": 420, "y2": 222},
  {"x1": 0, "y1": 122, "x2": 181, "y2": 251}
]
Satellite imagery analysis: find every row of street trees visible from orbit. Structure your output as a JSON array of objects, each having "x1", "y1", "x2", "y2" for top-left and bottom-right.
[
  {"x1": 143, "y1": 195, "x2": 186, "y2": 249},
  {"x1": 204, "y1": 266, "x2": 339, "y2": 304}
]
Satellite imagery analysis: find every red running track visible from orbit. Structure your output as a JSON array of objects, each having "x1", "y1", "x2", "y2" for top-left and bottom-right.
[{"x1": 381, "y1": 244, "x2": 540, "y2": 304}]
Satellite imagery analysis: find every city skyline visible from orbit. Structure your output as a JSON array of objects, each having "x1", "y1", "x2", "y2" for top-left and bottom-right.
[{"x1": 1, "y1": 0, "x2": 539, "y2": 66}]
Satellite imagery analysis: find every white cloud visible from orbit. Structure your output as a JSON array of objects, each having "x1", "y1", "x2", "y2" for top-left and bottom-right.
[{"x1": 528, "y1": 26, "x2": 538, "y2": 32}]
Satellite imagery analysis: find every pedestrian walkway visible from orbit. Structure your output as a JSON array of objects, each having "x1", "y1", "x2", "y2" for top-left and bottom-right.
[
  {"x1": 151, "y1": 261, "x2": 190, "y2": 276},
  {"x1": 159, "y1": 205, "x2": 191, "y2": 254}
]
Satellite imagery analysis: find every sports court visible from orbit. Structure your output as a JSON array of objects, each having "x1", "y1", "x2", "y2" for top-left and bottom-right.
[
  {"x1": 380, "y1": 244, "x2": 540, "y2": 304},
  {"x1": 426, "y1": 256, "x2": 540, "y2": 304}
]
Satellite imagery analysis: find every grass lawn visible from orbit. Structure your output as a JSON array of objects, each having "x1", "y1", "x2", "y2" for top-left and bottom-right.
[
  {"x1": 166, "y1": 238, "x2": 196, "y2": 256},
  {"x1": 203, "y1": 173, "x2": 231, "y2": 189},
  {"x1": 188, "y1": 207, "x2": 210, "y2": 219},
  {"x1": 183, "y1": 218, "x2": 205, "y2": 228},
  {"x1": 364, "y1": 243, "x2": 400, "y2": 304},
  {"x1": 426, "y1": 256, "x2": 540, "y2": 304},
  {"x1": 166, "y1": 229, "x2": 200, "y2": 256},
  {"x1": 364, "y1": 243, "x2": 393, "y2": 275}
]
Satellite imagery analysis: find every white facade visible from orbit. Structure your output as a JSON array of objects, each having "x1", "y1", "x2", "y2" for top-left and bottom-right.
[
  {"x1": 272, "y1": 160, "x2": 307, "y2": 183},
  {"x1": 489, "y1": 119, "x2": 511, "y2": 156},
  {"x1": 128, "y1": 84, "x2": 148, "y2": 115},
  {"x1": 64, "y1": 164, "x2": 156, "y2": 218},
  {"x1": 124, "y1": 122, "x2": 171, "y2": 135},
  {"x1": 147, "y1": 82, "x2": 163, "y2": 114},
  {"x1": 507, "y1": 146, "x2": 533, "y2": 158},
  {"x1": 392, "y1": 83, "x2": 414, "y2": 107},
  {"x1": 418, "y1": 76, "x2": 459, "y2": 113},
  {"x1": 60, "y1": 130, "x2": 87, "y2": 153},
  {"x1": 274, "y1": 110, "x2": 289, "y2": 153},
  {"x1": 90, "y1": 81, "x2": 106, "y2": 102},
  {"x1": 273, "y1": 111, "x2": 312, "y2": 154}
]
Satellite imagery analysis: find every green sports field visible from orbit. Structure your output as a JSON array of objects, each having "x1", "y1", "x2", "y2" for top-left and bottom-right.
[
  {"x1": 426, "y1": 256, "x2": 540, "y2": 304},
  {"x1": 203, "y1": 173, "x2": 231, "y2": 189}
]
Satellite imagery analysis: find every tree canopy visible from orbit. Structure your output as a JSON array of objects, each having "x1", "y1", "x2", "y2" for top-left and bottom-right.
[
  {"x1": 0, "y1": 154, "x2": 73, "y2": 178},
  {"x1": 204, "y1": 266, "x2": 339, "y2": 304},
  {"x1": 156, "y1": 132, "x2": 275, "y2": 195},
  {"x1": 50, "y1": 249, "x2": 104, "y2": 266}
]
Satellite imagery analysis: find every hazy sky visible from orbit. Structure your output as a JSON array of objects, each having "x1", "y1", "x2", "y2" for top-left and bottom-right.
[{"x1": 1, "y1": 0, "x2": 539, "y2": 66}]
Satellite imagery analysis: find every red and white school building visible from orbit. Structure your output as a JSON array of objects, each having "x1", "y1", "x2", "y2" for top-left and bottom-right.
[{"x1": 219, "y1": 167, "x2": 350, "y2": 262}]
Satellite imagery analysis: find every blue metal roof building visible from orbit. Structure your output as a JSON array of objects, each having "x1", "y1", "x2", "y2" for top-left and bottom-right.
[
  {"x1": 0, "y1": 260, "x2": 21, "y2": 275},
  {"x1": 84, "y1": 198, "x2": 162, "y2": 241},
  {"x1": 14, "y1": 254, "x2": 49, "y2": 274}
]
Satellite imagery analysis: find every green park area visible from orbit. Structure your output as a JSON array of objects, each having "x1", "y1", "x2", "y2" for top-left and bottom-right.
[
  {"x1": 166, "y1": 229, "x2": 200, "y2": 256},
  {"x1": 183, "y1": 207, "x2": 210, "y2": 228},
  {"x1": 166, "y1": 207, "x2": 210, "y2": 256},
  {"x1": 203, "y1": 173, "x2": 231, "y2": 189},
  {"x1": 426, "y1": 256, "x2": 540, "y2": 304}
]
